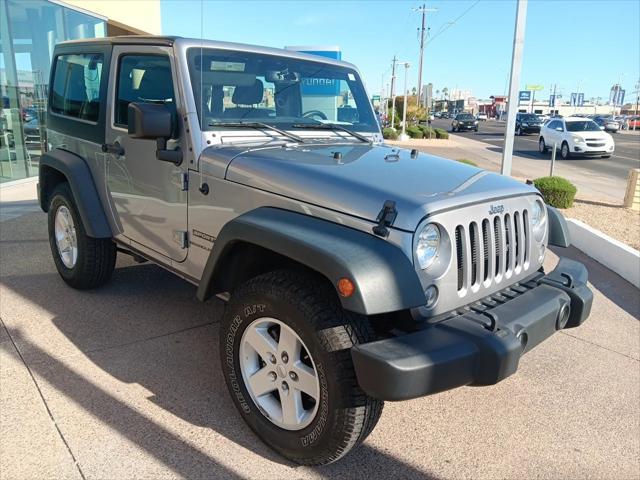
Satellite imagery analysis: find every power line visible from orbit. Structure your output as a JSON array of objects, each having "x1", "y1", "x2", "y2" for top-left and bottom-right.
[{"x1": 425, "y1": 0, "x2": 481, "y2": 47}]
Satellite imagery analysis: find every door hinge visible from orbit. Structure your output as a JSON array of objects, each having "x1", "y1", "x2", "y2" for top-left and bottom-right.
[
  {"x1": 173, "y1": 230, "x2": 189, "y2": 249},
  {"x1": 179, "y1": 172, "x2": 189, "y2": 191}
]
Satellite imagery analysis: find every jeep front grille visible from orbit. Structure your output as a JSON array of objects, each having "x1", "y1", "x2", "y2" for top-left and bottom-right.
[{"x1": 454, "y1": 209, "x2": 530, "y2": 295}]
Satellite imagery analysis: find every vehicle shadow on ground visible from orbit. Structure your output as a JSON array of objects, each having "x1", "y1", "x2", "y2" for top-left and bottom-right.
[
  {"x1": 0, "y1": 213, "x2": 440, "y2": 479},
  {"x1": 551, "y1": 246, "x2": 639, "y2": 320}
]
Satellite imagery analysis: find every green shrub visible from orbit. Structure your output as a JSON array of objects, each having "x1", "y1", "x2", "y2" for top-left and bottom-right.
[
  {"x1": 406, "y1": 125, "x2": 424, "y2": 139},
  {"x1": 533, "y1": 176, "x2": 577, "y2": 209},
  {"x1": 418, "y1": 125, "x2": 436, "y2": 138},
  {"x1": 382, "y1": 127, "x2": 398, "y2": 140},
  {"x1": 456, "y1": 158, "x2": 478, "y2": 166},
  {"x1": 434, "y1": 128, "x2": 449, "y2": 139}
]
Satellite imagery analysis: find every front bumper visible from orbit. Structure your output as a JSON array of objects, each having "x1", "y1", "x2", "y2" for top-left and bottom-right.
[
  {"x1": 457, "y1": 123, "x2": 477, "y2": 130},
  {"x1": 519, "y1": 125, "x2": 541, "y2": 133},
  {"x1": 351, "y1": 257, "x2": 592, "y2": 401},
  {"x1": 573, "y1": 142, "x2": 615, "y2": 155}
]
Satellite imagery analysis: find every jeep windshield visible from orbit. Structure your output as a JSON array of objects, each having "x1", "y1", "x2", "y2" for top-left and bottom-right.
[{"x1": 187, "y1": 48, "x2": 378, "y2": 134}]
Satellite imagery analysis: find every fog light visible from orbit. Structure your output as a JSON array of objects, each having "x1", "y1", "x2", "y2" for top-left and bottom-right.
[
  {"x1": 574, "y1": 146, "x2": 581, "y2": 152},
  {"x1": 424, "y1": 285, "x2": 439, "y2": 308},
  {"x1": 556, "y1": 303, "x2": 571, "y2": 330}
]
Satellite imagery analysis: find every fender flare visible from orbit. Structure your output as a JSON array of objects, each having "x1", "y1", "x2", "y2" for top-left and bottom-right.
[
  {"x1": 546, "y1": 206, "x2": 570, "y2": 248},
  {"x1": 196, "y1": 207, "x2": 426, "y2": 315},
  {"x1": 39, "y1": 149, "x2": 112, "y2": 238}
]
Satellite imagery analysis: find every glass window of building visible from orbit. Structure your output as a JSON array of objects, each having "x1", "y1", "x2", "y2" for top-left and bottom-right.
[{"x1": 0, "y1": 0, "x2": 106, "y2": 183}]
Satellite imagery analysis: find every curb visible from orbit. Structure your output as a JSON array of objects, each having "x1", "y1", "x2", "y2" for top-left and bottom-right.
[{"x1": 566, "y1": 218, "x2": 640, "y2": 288}]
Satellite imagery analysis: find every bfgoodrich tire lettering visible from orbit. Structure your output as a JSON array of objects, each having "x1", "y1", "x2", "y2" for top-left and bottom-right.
[
  {"x1": 47, "y1": 182, "x2": 116, "y2": 289},
  {"x1": 220, "y1": 270, "x2": 383, "y2": 465}
]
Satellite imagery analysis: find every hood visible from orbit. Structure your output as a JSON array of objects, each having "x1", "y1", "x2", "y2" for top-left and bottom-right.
[{"x1": 201, "y1": 142, "x2": 538, "y2": 231}]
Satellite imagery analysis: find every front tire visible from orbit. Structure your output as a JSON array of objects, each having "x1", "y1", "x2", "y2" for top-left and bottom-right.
[
  {"x1": 538, "y1": 137, "x2": 549, "y2": 154},
  {"x1": 220, "y1": 270, "x2": 383, "y2": 466},
  {"x1": 47, "y1": 182, "x2": 116, "y2": 289},
  {"x1": 560, "y1": 141, "x2": 571, "y2": 160},
  {"x1": 516, "y1": 126, "x2": 522, "y2": 136}
]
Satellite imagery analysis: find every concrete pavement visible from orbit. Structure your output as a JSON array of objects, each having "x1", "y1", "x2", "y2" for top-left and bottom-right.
[{"x1": 1, "y1": 189, "x2": 639, "y2": 479}]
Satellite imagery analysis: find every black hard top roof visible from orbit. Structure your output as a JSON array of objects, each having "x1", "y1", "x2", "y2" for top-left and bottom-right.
[{"x1": 58, "y1": 36, "x2": 180, "y2": 47}]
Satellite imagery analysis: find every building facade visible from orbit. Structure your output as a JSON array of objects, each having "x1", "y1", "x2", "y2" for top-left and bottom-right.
[{"x1": 0, "y1": 0, "x2": 160, "y2": 183}]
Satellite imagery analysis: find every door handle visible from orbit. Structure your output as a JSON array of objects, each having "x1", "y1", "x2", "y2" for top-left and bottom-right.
[{"x1": 101, "y1": 142, "x2": 125, "y2": 156}]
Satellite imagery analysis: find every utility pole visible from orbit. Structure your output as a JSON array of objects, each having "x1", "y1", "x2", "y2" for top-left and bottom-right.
[
  {"x1": 500, "y1": 0, "x2": 528, "y2": 177},
  {"x1": 415, "y1": 4, "x2": 437, "y2": 108},
  {"x1": 390, "y1": 56, "x2": 398, "y2": 129}
]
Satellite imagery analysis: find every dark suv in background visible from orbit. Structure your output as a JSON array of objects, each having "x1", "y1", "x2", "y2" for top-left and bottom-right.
[
  {"x1": 515, "y1": 113, "x2": 543, "y2": 135},
  {"x1": 451, "y1": 113, "x2": 478, "y2": 132}
]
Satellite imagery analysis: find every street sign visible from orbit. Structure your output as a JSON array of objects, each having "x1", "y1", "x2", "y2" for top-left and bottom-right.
[
  {"x1": 577, "y1": 93, "x2": 584, "y2": 106},
  {"x1": 526, "y1": 84, "x2": 544, "y2": 91},
  {"x1": 519, "y1": 90, "x2": 531, "y2": 102},
  {"x1": 570, "y1": 93, "x2": 577, "y2": 106}
]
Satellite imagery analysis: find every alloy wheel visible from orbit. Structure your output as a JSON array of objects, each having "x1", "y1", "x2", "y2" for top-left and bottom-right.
[{"x1": 239, "y1": 317, "x2": 320, "y2": 431}]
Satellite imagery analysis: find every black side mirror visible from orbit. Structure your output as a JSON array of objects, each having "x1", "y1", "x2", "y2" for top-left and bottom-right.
[{"x1": 127, "y1": 102, "x2": 182, "y2": 165}]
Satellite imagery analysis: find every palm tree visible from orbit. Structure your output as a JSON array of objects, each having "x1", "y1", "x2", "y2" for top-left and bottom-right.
[
  {"x1": 442, "y1": 87, "x2": 449, "y2": 100},
  {"x1": 436, "y1": 89, "x2": 440, "y2": 99}
]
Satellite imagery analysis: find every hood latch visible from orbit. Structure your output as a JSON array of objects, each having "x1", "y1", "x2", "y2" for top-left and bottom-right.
[{"x1": 372, "y1": 200, "x2": 397, "y2": 238}]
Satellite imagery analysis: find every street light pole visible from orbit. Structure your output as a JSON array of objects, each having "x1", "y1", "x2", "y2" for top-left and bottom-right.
[
  {"x1": 500, "y1": 0, "x2": 528, "y2": 177},
  {"x1": 400, "y1": 62, "x2": 410, "y2": 141}
]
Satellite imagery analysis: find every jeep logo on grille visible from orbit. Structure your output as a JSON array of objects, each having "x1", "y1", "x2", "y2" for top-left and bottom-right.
[{"x1": 488, "y1": 204, "x2": 504, "y2": 215}]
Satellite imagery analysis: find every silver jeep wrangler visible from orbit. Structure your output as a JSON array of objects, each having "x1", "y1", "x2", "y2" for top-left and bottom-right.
[{"x1": 39, "y1": 36, "x2": 592, "y2": 465}]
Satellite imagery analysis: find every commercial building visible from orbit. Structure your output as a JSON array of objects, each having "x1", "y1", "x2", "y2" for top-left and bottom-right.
[{"x1": 0, "y1": 0, "x2": 160, "y2": 183}]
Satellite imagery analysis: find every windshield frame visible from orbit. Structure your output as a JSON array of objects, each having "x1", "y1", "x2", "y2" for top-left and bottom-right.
[{"x1": 185, "y1": 47, "x2": 380, "y2": 134}]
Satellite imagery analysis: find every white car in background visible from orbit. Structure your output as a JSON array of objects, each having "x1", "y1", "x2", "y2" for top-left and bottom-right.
[
  {"x1": 476, "y1": 112, "x2": 488, "y2": 121},
  {"x1": 538, "y1": 116, "x2": 615, "y2": 159}
]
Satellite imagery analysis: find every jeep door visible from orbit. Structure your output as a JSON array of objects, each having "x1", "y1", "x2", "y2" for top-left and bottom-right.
[{"x1": 104, "y1": 45, "x2": 188, "y2": 262}]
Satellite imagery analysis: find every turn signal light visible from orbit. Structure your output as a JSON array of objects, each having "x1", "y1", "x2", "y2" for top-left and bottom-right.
[{"x1": 337, "y1": 278, "x2": 355, "y2": 297}]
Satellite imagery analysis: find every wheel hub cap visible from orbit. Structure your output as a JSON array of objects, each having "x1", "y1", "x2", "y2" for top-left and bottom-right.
[
  {"x1": 54, "y1": 205, "x2": 78, "y2": 269},
  {"x1": 239, "y1": 317, "x2": 321, "y2": 431}
]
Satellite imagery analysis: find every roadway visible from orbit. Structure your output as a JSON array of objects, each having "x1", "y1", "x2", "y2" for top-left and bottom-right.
[{"x1": 431, "y1": 118, "x2": 640, "y2": 185}]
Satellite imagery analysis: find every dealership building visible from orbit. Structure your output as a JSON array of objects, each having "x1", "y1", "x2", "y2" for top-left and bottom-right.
[{"x1": 0, "y1": 0, "x2": 160, "y2": 183}]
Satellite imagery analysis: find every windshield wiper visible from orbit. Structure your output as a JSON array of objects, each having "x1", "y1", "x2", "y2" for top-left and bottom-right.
[
  {"x1": 208, "y1": 121, "x2": 305, "y2": 144},
  {"x1": 291, "y1": 121, "x2": 372, "y2": 144}
]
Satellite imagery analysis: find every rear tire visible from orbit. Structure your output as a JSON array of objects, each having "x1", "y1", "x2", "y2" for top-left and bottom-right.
[
  {"x1": 47, "y1": 182, "x2": 116, "y2": 289},
  {"x1": 220, "y1": 270, "x2": 383, "y2": 466}
]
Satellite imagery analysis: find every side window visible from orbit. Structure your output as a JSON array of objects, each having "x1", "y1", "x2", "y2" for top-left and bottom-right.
[
  {"x1": 50, "y1": 53, "x2": 103, "y2": 122},
  {"x1": 114, "y1": 54, "x2": 175, "y2": 127}
]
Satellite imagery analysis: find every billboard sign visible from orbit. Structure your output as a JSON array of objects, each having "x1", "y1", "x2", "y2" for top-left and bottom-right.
[
  {"x1": 285, "y1": 46, "x2": 341, "y2": 96},
  {"x1": 617, "y1": 90, "x2": 626, "y2": 106},
  {"x1": 570, "y1": 93, "x2": 577, "y2": 106},
  {"x1": 519, "y1": 90, "x2": 531, "y2": 102},
  {"x1": 577, "y1": 93, "x2": 585, "y2": 106},
  {"x1": 526, "y1": 84, "x2": 544, "y2": 91}
]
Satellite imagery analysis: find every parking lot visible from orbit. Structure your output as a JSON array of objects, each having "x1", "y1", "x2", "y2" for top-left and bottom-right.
[
  {"x1": 430, "y1": 118, "x2": 640, "y2": 203},
  {"x1": 1, "y1": 187, "x2": 639, "y2": 480}
]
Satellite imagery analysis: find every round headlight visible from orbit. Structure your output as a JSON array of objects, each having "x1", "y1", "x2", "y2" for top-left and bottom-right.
[
  {"x1": 531, "y1": 199, "x2": 547, "y2": 242},
  {"x1": 416, "y1": 224, "x2": 440, "y2": 269}
]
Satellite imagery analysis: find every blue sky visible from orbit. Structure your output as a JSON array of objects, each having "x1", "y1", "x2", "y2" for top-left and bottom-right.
[{"x1": 161, "y1": 0, "x2": 640, "y2": 103}]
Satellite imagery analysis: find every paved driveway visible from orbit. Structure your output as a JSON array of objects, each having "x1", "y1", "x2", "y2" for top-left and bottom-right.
[{"x1": 1, "y1": 208, "x2": 639, "y2": 480}]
